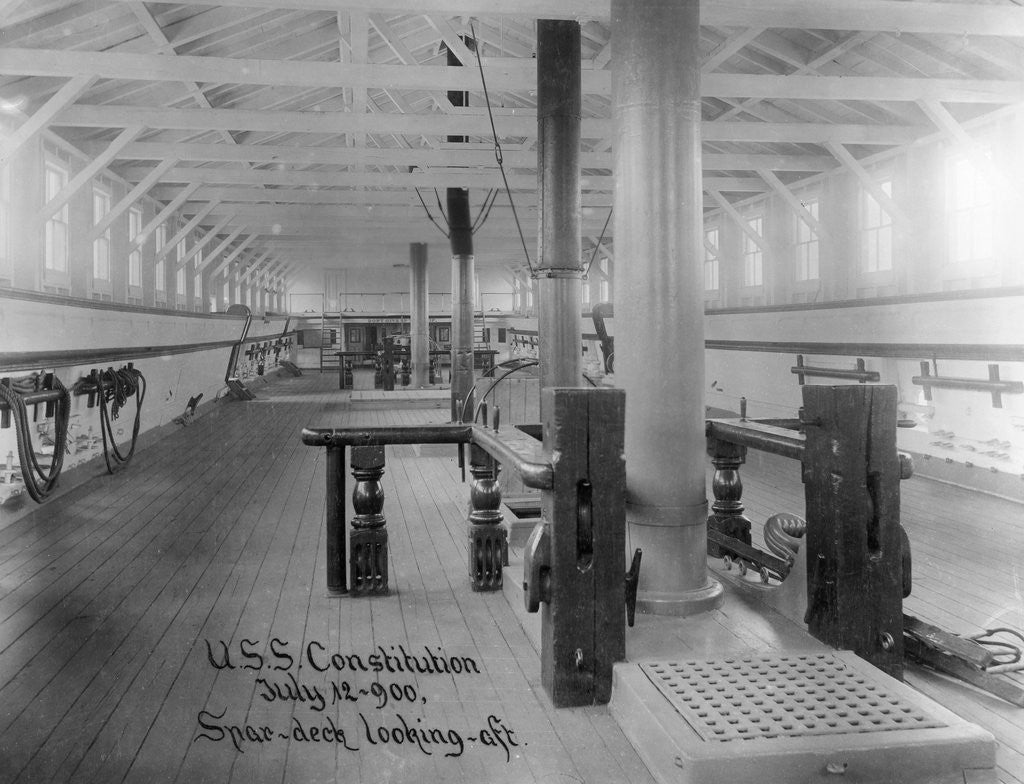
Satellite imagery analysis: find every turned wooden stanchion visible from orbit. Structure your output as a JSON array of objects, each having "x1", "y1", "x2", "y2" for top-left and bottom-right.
[
  {"x1": 705, "y1": 438, "x2": 752, "y2": 557},
  {"x1": 350, "y1": 445, "x2": 388, "y2": 596},
  {"x1": 467, "y1": 443, "x2": 507, "y2": 591}
]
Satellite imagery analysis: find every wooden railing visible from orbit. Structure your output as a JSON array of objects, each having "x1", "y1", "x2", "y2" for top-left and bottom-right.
[
  {"x1": 706, "y1": 384, "x2": 910, "y2": 678},
  {"x1": 301, "y1": 386, "x2": 626, "y2": 708}
]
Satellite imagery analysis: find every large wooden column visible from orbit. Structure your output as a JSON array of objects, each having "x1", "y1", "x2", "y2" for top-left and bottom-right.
[
  {"x1": 612, "y1": 0, "x2": 723, "y2": 615},
  {"x1": 409, "y1": 242, "x2": 429, "y2": 388},
  {"x1": 446, "y1": 40, "x2": 475, "y2": 421},
  {"x1": 536, "y1": 19, "x2": 583, "y2": 399}
]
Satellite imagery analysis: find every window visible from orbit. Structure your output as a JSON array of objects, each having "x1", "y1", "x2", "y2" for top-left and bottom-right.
[
  {"x1": 743, "y1": 215, "x2": 764, "y2": 287},
  {"x1": 176, "y1": 237, "x2": 187, "y2": 302},
  {"x1": 44, "y1": 160, "x2": 69, "y2": 273},
  {"x1": 154, "y1": 224, "x2": 166, "y2": 297},
  {"x1": 194, "y1": 249, "x2": 203, "y2": 302},
  {"x1": 92, "y1": 185, "x2": 111, "y2": 281},
  {"x1": 128, "y1": 207, "x2": 142, "y2": 288},
  {"x1": 862, "y1": 179, "x2": 893, "y2": 272},
  {"x1": 513, "y1": 277, "x2": 521, "y2": 311},
  {"x1": 704, "y1": 226, "x2": 720, "y2": 291},
  {"x1": 598, "y1": 258, "x2": 609, "y2": 301},
  {"x1": 222, "y1": 278, "x2": 230, "y2": 306},
  {"x1": 526, "y1": 277, "x2": 534, "y2": 310},
  {"x1": 946, "y1": 152, "x2": 993, "y2": 270},
  {"x1": 581, "y1": 276, "x2": 591, "y2": 307},
  {"x1": 795, "y1": 199, "x2": 820, "y2": 282}
]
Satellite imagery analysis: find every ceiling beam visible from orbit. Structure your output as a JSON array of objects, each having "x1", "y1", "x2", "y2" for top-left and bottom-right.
[
  {"x1": 156, "y1": 200, "x2": 221, "y2": 263},
  {"x1": 133, "y1": 182, "x2": 201, "y2": 250},
  {"x1": 146, "y1": 177, "x2": 767, "y2": 206},
  {"x1": 174, "y1": 216, "x2": 236, "y2": 272},
  {"x1": 94, "y1": 0, "x2": 1024, "y2": 37},
  {"x1": 57, "y1": 104, "x2": 928, "y2": 145},
  {"x1": 823, "y1": 141, "x2": 908, "y2": 223},
  {"x1": 702, "y1": 28, "x2": 766, "y2": 73},
  {"x1": 0, "y1": 76, "x2": 95, "y2": 165},
  {"x1": 212, "y1": 235, "x2": 259, "y2": 278},
  {"x1": 7, "y1": 49, "x2": 1024, "y2": 104},
  {"x1": 88, "y1": 157, "x2": 179, "y2": 243},
  {"x1": 37, "y1": 125, "x2": 144, "y2": 223},
  {"x1": 706, "y1": 190, "x2": 769, "y2": 253},
  {"x1": 756, "y1": 167, "x2": 827, "y2": 238},
  {"x1": 86, "y1": 137, "x2": 909, "y2": 168},
  {"x1": 196, "y1": 228, "x2": 247, "y2": 273},
  {"x1": 115, "y1": 155, "x2": 831, "y2": 188}
]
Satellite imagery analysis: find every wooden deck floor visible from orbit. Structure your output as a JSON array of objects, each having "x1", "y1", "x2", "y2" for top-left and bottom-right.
[{"x1": 1, "y1": 371, "x2": 1021, "y2": 783}]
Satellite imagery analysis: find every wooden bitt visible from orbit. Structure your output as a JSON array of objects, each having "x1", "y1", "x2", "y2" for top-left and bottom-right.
[
  {"x1": 467, "y1": 443, "x2": 507, "y2": 591},
  {"x1": 350, "y1": 445, "x2": 388, "y2": 596},
  {"x1": 801, "y1": 385, "x2": 904, "y2": 678},
  {"x1": 705, "y1": 437, "x2": 752, "y2": 557},
  {"x1": 538, "y1": 387, "x2": 626, "y2": 707}
]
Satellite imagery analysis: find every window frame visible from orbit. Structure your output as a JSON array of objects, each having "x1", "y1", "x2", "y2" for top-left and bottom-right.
[
  {"x1": 91, "y1": 183, "x2": 112, "y2": 284},
  {"x1": 43, "y1": 157, "x2": 70, "y2": 277},
  {"x1": 703, "y1": 225, "x2": 720, "y2": 292},
  {"x1": 861, "y1": 178, "x2": 894, "y2": 274},
  {"x1": 794, "y1": 197, "x2": 820, "y2": 283},
  {"x1": 742, "y1": 214, "x2": 764, "y2": 287}
]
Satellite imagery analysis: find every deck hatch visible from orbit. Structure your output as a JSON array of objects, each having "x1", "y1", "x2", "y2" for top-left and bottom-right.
[{"x1": 640, "y1": 653, "x2": 946, "y2": 742}]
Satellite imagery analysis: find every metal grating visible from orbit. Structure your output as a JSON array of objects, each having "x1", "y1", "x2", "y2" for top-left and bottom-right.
[{"x1": 641, "y1": 653, "x2": 947, "y2": 743}]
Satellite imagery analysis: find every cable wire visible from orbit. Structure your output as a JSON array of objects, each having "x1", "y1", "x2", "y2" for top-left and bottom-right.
[
  {"x1": 583, "y1": 207, "x2": 614, "y2": 279},
  {"x1": 469, "y1": 20, "x2": 535, "y2": 275},
  {"x1": 414, "y1": 187, "x2": 450, "y2": 238}
]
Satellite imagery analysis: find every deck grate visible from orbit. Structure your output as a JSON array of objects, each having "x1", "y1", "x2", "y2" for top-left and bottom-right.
[{"x1": 640, "y1": 653, "x2": 947, "y2": 743}]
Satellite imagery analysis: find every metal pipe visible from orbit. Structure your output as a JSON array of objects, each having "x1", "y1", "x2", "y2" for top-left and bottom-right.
[
  {"x1": 536, "y1": 19, "x2": 583, "y2": 397},
  {"x1": 409, "y1": 243, "x2": 430, "y2": 388},
  {"x1": 612, "y1": 0, "x2": 722, "y2": 616}
]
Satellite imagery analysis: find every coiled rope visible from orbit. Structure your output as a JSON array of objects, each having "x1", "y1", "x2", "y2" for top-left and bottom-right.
[
  {"x1": 0, "y1": 372, "x2": 70, "y2": 502},
  {"x1": 90, "y1": 366, "x2": 146, "y2": 474}
]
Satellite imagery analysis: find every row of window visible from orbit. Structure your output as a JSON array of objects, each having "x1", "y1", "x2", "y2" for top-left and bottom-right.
[
  {"x1": 0, "y1": 148, "x2": 283, "y2": 312},
  {"x1": 702, "y1": 147, "x2": 996, "y2": 295}
]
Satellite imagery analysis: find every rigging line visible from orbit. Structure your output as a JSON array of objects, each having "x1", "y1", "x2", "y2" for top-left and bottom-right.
[
  {"x1": 433, "y1": 188, "x2": 450, "y2": 225},
  {"x1": 472, "y1": 188, "x2": 498, "y2": 234},
  {"x1": 469, "y1": 20, "x2": 535, "y2": 275},
  {"x1": 583, "y1": 207, "x2": 613, "y2": 278},
  {"x1": 414, "y1": 187, "x2": 449, "y2": 238}
]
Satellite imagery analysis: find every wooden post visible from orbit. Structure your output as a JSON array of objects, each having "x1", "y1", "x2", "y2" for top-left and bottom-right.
[
  {"x1": 802, "y1": 385, "x2": 904, "y2": 678},
  {"x1": 705, "y1": 438, "x2": 751, "y2": 557},
  {"x1": 538, "y1": 387, "x2": 626, "y2": 706},
  {"x1": 325, "y1": 445, "x2": 347, "y2": 595},
  {"x1": 467, "y1": 443, "x2": 507, "y2": 591},
  {"x1": 350, "y1": 445, "x2": 388, "y2": 596}
]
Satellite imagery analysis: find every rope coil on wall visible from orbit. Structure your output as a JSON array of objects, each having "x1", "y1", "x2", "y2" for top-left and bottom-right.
[
  {"x1": 83, "y1": 365, "x2": 146, "y2": 474},
  {"x1": 0, "y1": 371, "x2": 71, "y2": 503}
]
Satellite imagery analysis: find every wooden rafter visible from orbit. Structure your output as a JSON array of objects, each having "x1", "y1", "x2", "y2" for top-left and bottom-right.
[
  {"x1": 0, "y1": 76, "x2": 95, "y2": 165},
  {"x1": 88, "y1": 157, "x2": 179, "y2": 243},
  {"x1": 5, "y1": 49, "x2": 1023, "y2": 104},
  {"x1": 36, "y1": 125, "x2": 144, "y2": 222},
  {"x1": 756, "y1": 168, "x2": 826, "y2": 238},
  {"x1": 92, "y1": 0, "x2": 1024, "y2": 38},
  {"x1": 824, "y1": 141, "x2": 907, "y2": 223}
]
